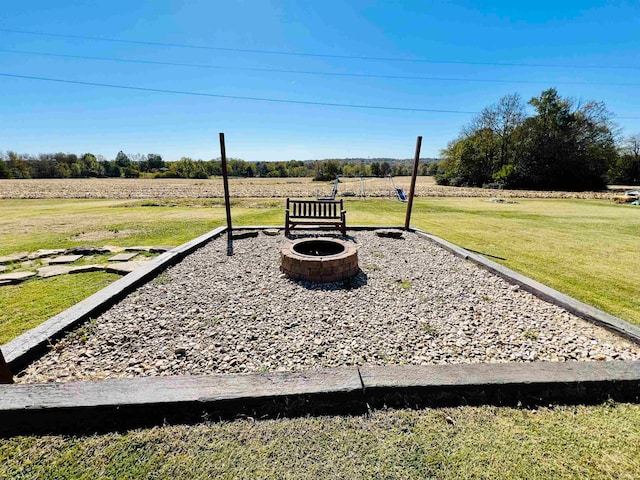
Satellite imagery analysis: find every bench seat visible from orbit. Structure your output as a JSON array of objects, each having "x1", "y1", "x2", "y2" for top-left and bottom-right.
[{"x1": 285, "y1": 198, "x2": 346, "y2": 236}]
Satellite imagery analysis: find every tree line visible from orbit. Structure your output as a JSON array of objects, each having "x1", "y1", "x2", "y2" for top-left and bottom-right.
[
  {"x1": 0, "y1": 151, "x2": 435, "y2": 180},
  {"x1": 433, "y1": 88, "x2": 640, "y2": 190}
]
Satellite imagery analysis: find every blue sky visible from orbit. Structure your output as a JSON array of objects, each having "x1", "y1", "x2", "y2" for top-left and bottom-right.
[{"x1": 1, "y1": 0, "x2": 639, "y2": 161}]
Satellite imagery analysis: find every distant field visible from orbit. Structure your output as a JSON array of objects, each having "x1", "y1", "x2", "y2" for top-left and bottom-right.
[{"x1": 0, "y1": 176, "x2": 616, "y2": 199}]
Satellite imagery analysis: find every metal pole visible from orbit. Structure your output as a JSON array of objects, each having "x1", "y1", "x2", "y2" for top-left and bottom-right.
[
  {"x1": 0, "y1": 348, "x2": 13, "y2": 384},
  {"x1": 404, "y1": 136, "x2": 422, "y2": 230},
  {"x1": 219, "y1": 132, "x2": 233, "y2": 256}
]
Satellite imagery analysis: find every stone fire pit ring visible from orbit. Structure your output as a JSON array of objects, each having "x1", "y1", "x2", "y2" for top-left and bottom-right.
[{"x1": 280, "y1": 238, "x2": 359, "y2": 282}]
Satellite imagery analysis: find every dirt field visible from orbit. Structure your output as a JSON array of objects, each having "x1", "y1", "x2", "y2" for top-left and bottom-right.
[{"x1": 0, "y1": 177, "x2": 617, "y2": 199}]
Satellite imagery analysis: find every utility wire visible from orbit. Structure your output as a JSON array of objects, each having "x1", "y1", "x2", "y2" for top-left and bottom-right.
[
  {"x1": 2, "y1": 72, "x2": 638, "y2": 119},
  {"x1": 0, "y1": 72, "x2": 480, "y2": 114},
  {"x1": 1, "y1": 27, "x2": 638, "y2": 71},
  {"x1": 2, "y1": 48, "x2": 640, "y2": 88}
]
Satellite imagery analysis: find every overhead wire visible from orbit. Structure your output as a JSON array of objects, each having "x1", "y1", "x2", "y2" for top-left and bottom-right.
[
  {"x1": 1, "y1": 27, "x2": 639, "y2": 71},
  {"x1": 1, "y1": 72, "x2": 638, "y2": 119},
  {"x1": 1, "y1": 48, "x2": 639, "y2": 88},
  {"x1": 0, "y1": 72, "x2": 481, "y2": 114}
]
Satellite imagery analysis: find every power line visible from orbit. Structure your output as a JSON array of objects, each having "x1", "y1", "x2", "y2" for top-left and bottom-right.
[
  {"x1": 0, "y1": 72, "x2": 480, "y2": 114},
  {"x1": 2, "y1": 48, "x2": 640, "y2": 88},
  {"x1": 2, "y1": 72, "x2": 638, "y2": 119},
  {"x1": 1, "y1": 27, "x2": 638, "y2": 71}
]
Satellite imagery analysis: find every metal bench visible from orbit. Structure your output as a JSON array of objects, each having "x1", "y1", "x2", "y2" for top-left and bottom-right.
[{"x1": 285, "y1": 198, "x2": 346, "y2": 237}]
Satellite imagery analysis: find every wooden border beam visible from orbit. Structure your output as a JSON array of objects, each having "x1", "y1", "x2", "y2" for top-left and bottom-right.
[{"x1": 1, "y1": 362, "x2": 639, "y2": 436}]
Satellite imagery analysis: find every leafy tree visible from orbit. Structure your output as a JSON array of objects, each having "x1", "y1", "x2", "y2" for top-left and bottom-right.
[
  {"x1": 115, "y1": 151, "x2": 131, "y2": 168},
  {"x1": 608, "y1": 134, "x2": 640, "y2": 184},
  {"x1": 0, "y1": 160, "x2": 11, "y2": 178},
  {"x1": 517, "y1": 89, "x2": 614, "y2": 190},
  {"x1": 80, "y1": 153, "x2": 101, "y2": 177},
  {"x1": 147, "y1": 154, "x2": 164, "y2": 171},
  {"x1": 314, "y1": 160, "x2": 342, "y2": 181},
  {"x1": 6, "y1": 151, "x2": 30, "y2": 178}
]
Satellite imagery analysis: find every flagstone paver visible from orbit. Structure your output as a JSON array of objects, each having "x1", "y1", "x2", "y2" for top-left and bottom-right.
[
  {"x1": 108, "y1": 253, "x2": 138, "y2": 262},
  {"x1": 0, "y1": 271, "x2": 36, "y2": 284},
  {"x1": 104, "y1": 260, "x2": 151, "y2": 274},
  {"x1": 48, "y1": 255, "x2": 84, "y2": 265},
  {"x1": 0, "y1": 252, "x2": 29, "y2": 265},
  {"x1": 27, "y1": 249, "x2": 66, "y2": 260},
  {"x1": 37, "y1": 266, "x2": 73, "y2": 278},
  {"x1": 37, "y1": 264, "x2": 104, "y2": 279}
]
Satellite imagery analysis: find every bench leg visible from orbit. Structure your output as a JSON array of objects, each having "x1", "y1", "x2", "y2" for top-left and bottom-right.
[{"x1": 285, "y1": 212, "x2": 290, "y2": 237}]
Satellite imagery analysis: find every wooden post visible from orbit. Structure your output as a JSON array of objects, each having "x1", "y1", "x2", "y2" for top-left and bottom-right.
[
  {"x1": 0, "y1": 348, "x2": 13, "y2": 384},
  {"x1": 219, "y1": 132, "x2": 233, "y2": 256},
  {"x1": 404, "y1": 136, "x2": 422, "y2": 230}
]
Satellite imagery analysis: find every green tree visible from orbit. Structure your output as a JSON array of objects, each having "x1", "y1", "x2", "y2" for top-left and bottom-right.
[
  {"x1": 0, "y1": 160, "x2": 11, "y2": 178},
  {"x1": 6, "y1": 151, "x2": 31, "y2": 178},
  {"x1": 147, "y1": 154, "x2": 164, "y2": 171},
  {"x1": 608, "y1": 134, "x2": 640, "y2": 184},
  {"x1": 80, "y1": 153, "x2": 101, "y2": 177},
  {"x1": 517, "y1": 89, "x2": 614, "y2": 190},
  {"x1": 115, "y1": 151, "x2": 131, "y2": 168}
]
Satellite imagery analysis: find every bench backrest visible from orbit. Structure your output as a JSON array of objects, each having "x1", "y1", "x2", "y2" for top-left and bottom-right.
[{"x1": 287, "y1": 199, "x2": 343, "y2": 219}]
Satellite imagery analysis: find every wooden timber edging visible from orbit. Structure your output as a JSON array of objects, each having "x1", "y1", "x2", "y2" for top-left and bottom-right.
[
  {"x1": 0, "y1": 361, "x2": 639, "y2": 436},
  {"x1": 410, "y1": 228, "x2": 640, "y2": 345},
  {"x1": 2, "y1": 226, "x2": 227, "y2": 372}
]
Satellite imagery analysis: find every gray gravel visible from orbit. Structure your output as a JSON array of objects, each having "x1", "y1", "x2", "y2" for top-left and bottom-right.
[{"x1": 17, "y1": 231, "x2": 640, "y2": 383}]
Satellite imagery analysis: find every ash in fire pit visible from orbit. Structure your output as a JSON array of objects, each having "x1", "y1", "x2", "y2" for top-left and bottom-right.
[
  {"x1": 293, "y1": 240, "x2": 345, "y2": 257},
  {"x1": 281, "y1": 238, "x2": 358, "y2": 282}
]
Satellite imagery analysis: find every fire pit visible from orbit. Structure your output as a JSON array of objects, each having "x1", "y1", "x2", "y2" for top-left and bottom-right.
[{"x1": 280, "y1": 238, "x2": 358, "y2": 282}]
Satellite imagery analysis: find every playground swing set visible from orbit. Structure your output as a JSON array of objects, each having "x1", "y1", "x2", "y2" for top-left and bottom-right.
[{"x1": 316, "y1": 174, "x2": 408, "y2": 202}]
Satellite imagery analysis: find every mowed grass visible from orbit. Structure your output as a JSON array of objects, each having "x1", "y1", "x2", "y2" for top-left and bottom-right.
[
  {"x1": 0, "y1": 272, "x2": 121, "y2": 344},
  {"x1": 1, "y1": 196, "x2": 639, "y2": 344},
  {"x1": 2, "y1": 404, "x2": 640, "y2": 479}
]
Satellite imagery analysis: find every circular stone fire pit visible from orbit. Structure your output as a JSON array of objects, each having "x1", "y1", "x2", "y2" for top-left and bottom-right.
[{"x1": 280, "y1": 238, "x2": 358, "y2": 282}]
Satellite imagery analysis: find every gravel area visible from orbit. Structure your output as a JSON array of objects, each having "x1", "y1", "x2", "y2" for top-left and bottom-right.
[{"x1": 17, "y1": 231, "x2": 640, "y2": 383}]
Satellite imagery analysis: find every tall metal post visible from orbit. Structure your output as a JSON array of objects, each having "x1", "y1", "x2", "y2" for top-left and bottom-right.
[
  {"x1": 0, "y1": 348, "x2": 13, "y2": 384},
  {"x1": 219, "y1": 132, "x2": 233, "y2": 256},
  {"x1": 404, "y1": 136, "x2": 422, "y2": 230}
]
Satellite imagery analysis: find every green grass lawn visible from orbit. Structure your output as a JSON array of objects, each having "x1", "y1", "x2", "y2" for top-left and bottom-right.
[
  {"x1": 1, "y1": 196, "x2": 639, "y2": 344},
  {"x1": 2, "y1": 404, "x2": 639, "y2": 479}
]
